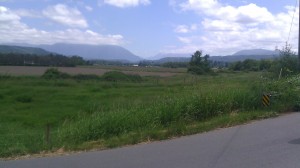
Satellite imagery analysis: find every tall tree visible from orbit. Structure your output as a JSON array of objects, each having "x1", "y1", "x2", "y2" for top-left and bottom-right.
[{"x1": 188, "y1": 50, "x2": 211, "y2": 75}]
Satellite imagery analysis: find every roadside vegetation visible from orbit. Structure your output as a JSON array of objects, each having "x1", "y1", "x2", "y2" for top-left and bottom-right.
[
  {"x1": 1, "y1": 66, "x2": 300, "y2": 158},
  {"x1": 1, "y1": 45, "x2": 300, "y2": 158},
  {"x1": 229, "y1": 43, "x2": 299, "y2": 77}
]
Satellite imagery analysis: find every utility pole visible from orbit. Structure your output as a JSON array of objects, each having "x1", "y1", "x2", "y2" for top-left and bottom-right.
[{"x1": 299, "y1": 0, "x2": 300, "y2": 69}]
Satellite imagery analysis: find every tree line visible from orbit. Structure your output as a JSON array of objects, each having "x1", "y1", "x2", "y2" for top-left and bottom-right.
[
  {"x1": 0, "y1": 53, "x2": 87, "y2": 67},
  {"x1": 187, "y1": 43, "x2": 299, "y2": 77},
  {"x1": 138, "y1": 59, "x2": 228, "y2": 69},
  {"x1": 229, "y1": 44, "x2": 299, "y2": 77}
]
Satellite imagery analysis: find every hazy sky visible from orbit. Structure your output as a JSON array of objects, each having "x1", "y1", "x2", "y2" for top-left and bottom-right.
[{"x1": 0, "y1": 0, "x2": 299, "y2": 58}]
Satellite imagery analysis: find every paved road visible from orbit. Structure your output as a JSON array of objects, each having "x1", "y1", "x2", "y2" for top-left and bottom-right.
[{"x1": 2, "y1": 113, "x2": 300, "y2": 168}]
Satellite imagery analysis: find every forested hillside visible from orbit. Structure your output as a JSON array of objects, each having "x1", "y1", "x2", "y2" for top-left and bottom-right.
[{"x1": 0, "y1": 53, "x2": 86, "y2": 67}]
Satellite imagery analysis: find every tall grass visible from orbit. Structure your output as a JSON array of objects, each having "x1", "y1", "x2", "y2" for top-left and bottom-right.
[
  {"x1": 57, "y1": 81, "x2": 262, "y2": 147},
  {"x1": 1, "y1": 72, "x2": 299, "y2": 157},
  {"x1": 57, "y1": 73, "x2": 300, "y2": 150}
]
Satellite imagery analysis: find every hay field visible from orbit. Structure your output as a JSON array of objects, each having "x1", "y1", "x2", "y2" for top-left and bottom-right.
[{"x1": 0, "y1": 66, "x2": 184, "y2": 77}]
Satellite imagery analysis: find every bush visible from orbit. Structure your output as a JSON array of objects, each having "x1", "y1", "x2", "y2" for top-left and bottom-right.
[
  {"x1": 102, "y1": 71, "x2": 142, "y2": 82},
  {"x1": 269, "y1": 43, "x2": 299, "y2": 78},
  {"x1": 262, "y1": 75, "x2": 300, "y2": 111},
  {"x1": 187, "y1": 66, "x2": 206, "y2": 75},
  {"x1": 73, "y1": 74, "x2": 100, "y2": 80},
  {"x1": 42, "y1": 68, "x2": 70, "y2": 79},
  {"x1": 162, "y1": 62, "x2": 188, "y2": 68}
]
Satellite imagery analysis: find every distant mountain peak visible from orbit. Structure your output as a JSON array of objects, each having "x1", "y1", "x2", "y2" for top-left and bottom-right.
[
  {"x1": 0, "y1": 43, "x2": 142, "y2": 62},
  {"x1": 39, "y1": 43, "x2": 142, "y2": 62},
  {"x1": 233, "y1": 49, "x2": 279, "y2": 56},
  {"x1": 150, "y1": 53, "x2": 191, "y2": 60}
]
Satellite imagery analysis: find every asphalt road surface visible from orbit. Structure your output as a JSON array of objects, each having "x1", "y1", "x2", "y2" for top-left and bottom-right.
[{"x1": 2, "y1": 113, "x2": 300, "y2": 168}]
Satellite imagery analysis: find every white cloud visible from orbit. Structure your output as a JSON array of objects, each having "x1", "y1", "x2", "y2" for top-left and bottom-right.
[
  {"x1": 181, "y1": 1, "x2": 274, "y2": 24},
  {"x1": 202, "y1": 19, "x2": 242, "y2": 31},
  {"x1": 178, "y1": 37, "x2": 192, "y2": 43},
  {"x1": 0, "y1": 6, "x2": 20, "y2": 21},
  {"x1": 102, "y1": 0, "x2": 151, "y2": 8},
  {"x1": 0, "y1": 6, "x2": 124, "y2": 45},
  {"x1": 166, "y1": 0, "x2": 299, "y2": 55},
  {"x1": 234, "y1": 4, "x2": 274, "y2": 24},
  {"x1": 181, "y1": 0, "x2": 220, "y2": 14},
  {"x1": 174, "y1": 25, "x2": 189, "y2": 33},
  {"x1": 174, "y1": 24, "x2": 197, "y2": 33},
  {"x1": 13, "y1": 9, "x2": 41, "y2": 18},
  {"x1": 43, "y1": 4, "x2": 88, "y2": 28},
  {"x1": 85, "y1": 5, "x2": 93, "y2": 11}
]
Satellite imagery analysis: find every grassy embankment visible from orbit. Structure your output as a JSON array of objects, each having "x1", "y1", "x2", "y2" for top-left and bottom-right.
[{"x1": 0, "y1": 70, "x2": 299, "y2": 158}]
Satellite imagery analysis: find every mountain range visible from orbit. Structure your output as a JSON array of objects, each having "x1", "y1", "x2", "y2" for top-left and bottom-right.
[
  {"x1": 0, "y1": 45, "x2": 51, "y2": 55},
  {"x1": 154, "y1": 49, "x2": 279, "y2": 64},
  {"x1": 151, "y1": 53, "x2": 191, "y2": 60},
  {"x1": 0, "y1": 43, "x2": 141, "y2": 62},
  {"x1": 233, "y1": 49, "x2": 279, "y2": 56},
  {"x1": 38, "y1": 43, "x2": 141, "y2": 62},
  {"x1": 0, "y1": 43, "x2": 280, "y2": 63}
]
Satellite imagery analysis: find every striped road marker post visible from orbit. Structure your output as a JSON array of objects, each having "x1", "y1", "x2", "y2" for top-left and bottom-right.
[{"x1": 262, "y1": 94, "x2": 270, "y2": 107}]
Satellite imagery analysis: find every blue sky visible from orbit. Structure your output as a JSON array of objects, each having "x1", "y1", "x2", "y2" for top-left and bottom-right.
[{"x1": 0, "y1": 0, "x2": 299, "y2": 58}]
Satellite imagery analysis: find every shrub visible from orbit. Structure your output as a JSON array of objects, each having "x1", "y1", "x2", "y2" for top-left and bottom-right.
[
  {"x1": 42, "y1": 68, "x2": 70, "y2": 79},
  {"x1": 269, "y1": 43, "x2": 299, "y2": 78},
  {"x1": 262, "y1": 75, "x2": 300, "y2": 111},
  {"x1": 102, "y1": 71, "x2": 142, "y2": 82},
  {"x1": 73, "y1": 74, "x2": 100, "y2": 80}
]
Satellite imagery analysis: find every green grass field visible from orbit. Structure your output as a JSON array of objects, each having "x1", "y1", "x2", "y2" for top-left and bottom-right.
[{"x1": 0, "y1": 69, "x2": 299, "y2": 158}]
